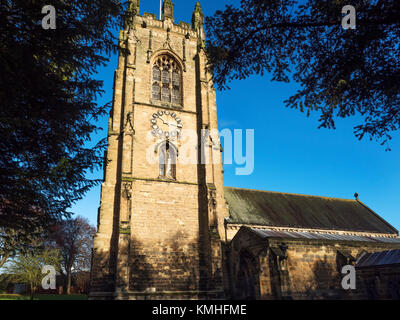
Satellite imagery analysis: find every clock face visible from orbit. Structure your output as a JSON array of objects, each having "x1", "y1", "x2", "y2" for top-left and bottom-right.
[{"x1": 150, "y1": 110, "x2": 183, "y2": 139}]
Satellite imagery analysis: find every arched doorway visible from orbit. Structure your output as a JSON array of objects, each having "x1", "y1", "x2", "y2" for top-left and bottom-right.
[{"x1": 234, "y1": 250, "x2": 260, "y2": 299}]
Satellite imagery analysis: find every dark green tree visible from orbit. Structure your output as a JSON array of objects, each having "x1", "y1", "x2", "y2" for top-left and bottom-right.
[
  {"x1": 0, "y1": 228, "x2": 33, "y2": 268},
  {"x1": 206, "y1": 0, "x2": 400, "y2": 148},
  {"x1": 0, "y1": 1, "x2": 133, "y2": 237}
]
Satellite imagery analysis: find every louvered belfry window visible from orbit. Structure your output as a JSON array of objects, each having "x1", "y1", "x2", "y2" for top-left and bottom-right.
[{"x1": 152, "y1": 55, "x2": 182, "y2": 105}]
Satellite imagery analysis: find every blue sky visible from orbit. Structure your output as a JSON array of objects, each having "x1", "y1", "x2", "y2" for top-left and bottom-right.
[{"x1": 71, "y1": 0, "x2": 400, "y2": 232}]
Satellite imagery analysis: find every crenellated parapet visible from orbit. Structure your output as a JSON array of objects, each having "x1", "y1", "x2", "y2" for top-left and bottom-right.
[
  {"x1": 135, "y1": 15, "x2": 198, "y2": 39},
  {"x1": 122, "y1": 2, "x2": 203, "y2": 40}
]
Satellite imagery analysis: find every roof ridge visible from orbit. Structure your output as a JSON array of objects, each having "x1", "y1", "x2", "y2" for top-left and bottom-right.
[
  {"x1": 226, "y1": 222, "x2": 399, "y2": 237},
  {"x1": 224, "y1": 186, "x2": 355, "y2": 202},
  {"x1": 356, "y1": 199, "x2": 399, "y2": 235},
  {"x1": 244, "y1": 226, "x2": 400, "y2": 244}
]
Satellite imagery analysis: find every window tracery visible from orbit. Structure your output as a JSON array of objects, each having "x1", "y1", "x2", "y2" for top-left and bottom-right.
[{"x1": 152, "y1": 55, "x2": 182, "y2": 105}]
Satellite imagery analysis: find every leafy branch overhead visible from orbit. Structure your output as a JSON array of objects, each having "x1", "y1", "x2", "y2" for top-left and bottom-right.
[
  {"x1": 205, "y1": 0, "x2": 400, "y2": 148},
  {"x1": 0, "y1": 1, "x2": 130, "y2": 235}
]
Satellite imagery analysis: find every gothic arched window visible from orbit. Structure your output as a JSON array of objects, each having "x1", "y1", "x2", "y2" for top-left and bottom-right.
[
  {"x1": 152, "y1": 55, "x2": 182, "y2": 105},
  {"x1": 159, "y1": 141, "x2": 177, "y2": 180},
  {"x1": 152, "y1": 83, "x2": 161, "y2": 100}
]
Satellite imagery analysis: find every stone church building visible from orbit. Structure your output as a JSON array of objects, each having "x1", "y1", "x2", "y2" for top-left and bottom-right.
[{"x1": 89, "y1": 1, "x2": 400, "y2": 300}]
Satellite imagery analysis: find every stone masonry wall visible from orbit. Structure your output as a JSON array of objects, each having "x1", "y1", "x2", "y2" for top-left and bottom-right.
[
  {"x1": 262, "y1": 240, "x2": 400, "y2": 299},
  {"x1": 229, "y1": 228, "x2": 400, "y2": 300},
  {"x1": 90, "y1": 7, "x2": 229, "y2": 299}
]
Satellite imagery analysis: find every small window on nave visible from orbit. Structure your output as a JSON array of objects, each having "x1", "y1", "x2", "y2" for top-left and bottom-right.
[{"x1": 152, "y1": 55, "x2": 182, "y2": 106}]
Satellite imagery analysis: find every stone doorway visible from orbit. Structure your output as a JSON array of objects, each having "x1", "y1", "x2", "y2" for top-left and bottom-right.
[{"x1": 234, "y1": 250, "x2": 260, "y2": 299}]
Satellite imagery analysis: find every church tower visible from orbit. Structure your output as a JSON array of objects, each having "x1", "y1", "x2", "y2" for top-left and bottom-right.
[{"x1": 90, "y1": 1, "x2": 229, "y2": 299}]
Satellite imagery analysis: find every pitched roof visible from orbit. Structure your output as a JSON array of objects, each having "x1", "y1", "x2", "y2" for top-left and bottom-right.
[
  {"x1": 356, "y1": 249, "x2": 400, "y2": 267},
  {"x1": 224, "y1": 187, "x2": 398, "y2": 235},
  {"x1": 246, "y1": 227, "x2": 400, "y2": 244}
]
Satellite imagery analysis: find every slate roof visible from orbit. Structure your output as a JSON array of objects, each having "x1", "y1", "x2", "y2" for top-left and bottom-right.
[
  {"x1": 356, "y1": 249, "x2": 400, "y2": 268},
  {"x1": 224, "y1": 187, "x2": 398, "y2": 235},
  {"x1": 246, "y1": 228, "x2": 400, "y2": 244}
]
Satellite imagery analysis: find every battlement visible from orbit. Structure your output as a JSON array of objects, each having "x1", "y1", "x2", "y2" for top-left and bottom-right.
[
  {"x1": 123, "y1": 1, "x2": 204, "y2": 39},
  {"x1": 136, "y1": 14, "x2": 198, "y2": 39}
]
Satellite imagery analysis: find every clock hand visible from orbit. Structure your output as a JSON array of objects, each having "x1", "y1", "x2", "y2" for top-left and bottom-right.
[{"x1": 159, "y1": 117, "x2": 168, "y2": 125}]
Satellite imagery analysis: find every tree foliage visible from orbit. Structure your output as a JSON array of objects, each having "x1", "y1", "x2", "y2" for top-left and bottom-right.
[
  {"x1": 206, "y1": 0, "x2": 400, "y2": 148},
  {"x1": 5, "y1": 246, "x2": 61, "y2": 299},
  {"x1": 0, "y1": 1, "x2": 130, "y2": 236},
  {"x1": 49, "y1": 216, "x2": 95, "y2": 294},
  {"x1": 0, "y1": 228, "x2": 38, "y2": 268}
]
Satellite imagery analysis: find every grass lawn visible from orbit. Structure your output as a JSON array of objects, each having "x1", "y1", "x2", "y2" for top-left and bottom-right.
[{"x1": 0, "y1": 294, "x2": 88, "y2": 300}]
